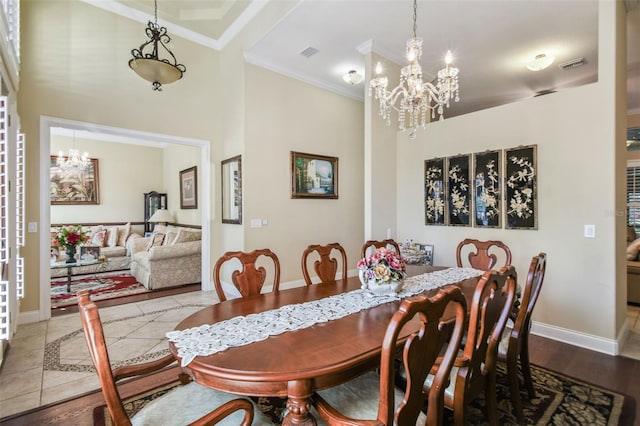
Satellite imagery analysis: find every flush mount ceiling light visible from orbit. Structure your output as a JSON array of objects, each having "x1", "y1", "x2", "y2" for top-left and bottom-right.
[
  {"x1": 526, "y1": 53, "x2": 555, "y2": 71},
  {"x1": 128, "y1": 0, "x2": 186, "y2": 91},
  {"x1": 343, "y1": 70, "x2": 363, "y2": 85},
  {"x1": 369, "y1": 0, "x2": 460, "y2": 138}
]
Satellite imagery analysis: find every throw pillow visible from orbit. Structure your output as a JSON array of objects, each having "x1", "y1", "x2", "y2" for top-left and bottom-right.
[
  {"x1": 91, "y1": 229, "x2": 108, "y2": 247},
  {"x1": 163, "y1": 230, "x2": 178, "y2": 246},
  {"x1": 172, "y1": 228, "x2": 201, "y2": 245},
  {"x1": 146, "y1": 232, "x2": 165, "y2": 251},
  {"x1": 117, "y1": 222, "x2": 131, "y2": 247},
  {"x1": 153, "y1": 224, "x2": 168, "y2": 235},
  {"x1": 627, "y1": 237, "x2": 640, "y2": 260},
  {"x1": 106, "y1": 227, "x2": 119, "y2": 247}
]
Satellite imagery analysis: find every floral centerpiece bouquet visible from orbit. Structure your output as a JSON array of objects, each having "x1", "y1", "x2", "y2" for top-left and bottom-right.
[
  {"x1": 357, "y1": 248, "x2": 407, "y2": 292},
  {"x1": 53, "y1": 225, "x2": 89, "y2": 263}
]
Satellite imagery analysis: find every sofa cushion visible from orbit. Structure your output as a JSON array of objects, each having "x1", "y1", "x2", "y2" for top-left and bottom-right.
[
  {"x1": 117, "y1": 222, "x2": 131, "y2": 246},
  {"x1": 100, "y1": 246, "x2": 126, "y2": 258},
  {"x1": 627, "y1": 237, "x2": 640, "y2": 260},
  {"x1": 173, "y1": 228, "x2": 201, "y2": 244}
]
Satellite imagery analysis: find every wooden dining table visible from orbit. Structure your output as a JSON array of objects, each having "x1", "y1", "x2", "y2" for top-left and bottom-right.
[{"x1": 169, "y1": 266, "x2": 481, "y2": 425}]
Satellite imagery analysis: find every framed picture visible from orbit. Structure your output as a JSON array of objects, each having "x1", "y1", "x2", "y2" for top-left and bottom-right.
[
  {"x1": 291, "y1": 151, "x2": 338, "y2": 199},
  {"x1": 505, "y1": 145, "x2": 537, "y2": 229},
  {"x1": 179, "y1": 166, "x2": 198, "y2": 209},
  {"x1": 50, "y1": 156, "x2": 99, "y2": 205},
  {"x1": 418, "y1": 243, "x2": 434, "y2": 266},
  {"x1": 80, "y1": 246, "x2": 100, "y2": 261},
  {"x1": 424, "y1": 158, "x2": 446, "y2": 225},
  {"x1": 473, "y1": 150, "x2": 502, "y2": 228},
  {"x1": 447, "y1": 154, "x2": 471, "y2": 226},
  {"x1": 221, "y1": 155, "x2": 242, "y2": 224}
]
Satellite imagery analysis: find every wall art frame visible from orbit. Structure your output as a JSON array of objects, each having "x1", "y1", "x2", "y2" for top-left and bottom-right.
[
  {"x1": 221, "y1": 155, "x2": 242, "y2": 224},
  {"x1": 417, "y1": 243, "x2": 434, "y2": 266},
  {"x1": 179, "y1": 166, "x2": 198, "y2": 209},
  {"x1": 291, "y1": 151, "x2": 338, "y2": 199},
  {"x1": 424, "y1": 158, "x2": 446, "y2": 225},
  {"x1": 473, "y1": 149, "x2": 502, "y2": 228},
  {"x1": 505, "y1": 144, "x2": 537, "y2": 229},
  {"x1": 50, "y1": 156, "x2": 100, "y2": 205},
  {"x1": 447, "y1": 154, "x2": 471, "y2": 226}
]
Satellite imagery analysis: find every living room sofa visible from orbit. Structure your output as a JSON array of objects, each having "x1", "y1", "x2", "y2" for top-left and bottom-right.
[
  {"x1": 51, "y1": 223, "x2": 142, "y2": 278},
  {"x1": 626, "y1": 226, "x2": 640, "y2": 304},
  {"x1": 130, "y1": 224, "x2": 202, "y2": 290}
]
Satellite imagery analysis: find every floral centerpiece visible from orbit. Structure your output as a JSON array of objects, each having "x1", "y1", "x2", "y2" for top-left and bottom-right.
[
  {"x1": 357, "y1": 248, "x2": 407, "y2": 294},
  {"x1": 53, "y1": 225, "x2": 89, "y2": 263}
]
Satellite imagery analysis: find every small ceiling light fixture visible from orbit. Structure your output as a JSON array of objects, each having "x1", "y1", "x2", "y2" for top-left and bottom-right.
[
  {"x1": 128, "y1": 0, "x2": 186, "y2": 91},
  {"x1": 369, "y1": 0, "x2": 460, "y2": 138},
  {"x1": 526, "y1": 53, "x2": 555, "y2": 71},
  {"x1": 343, "y1": 70, "x2": 363, "y2": 85},
  {"x1": 57, "y1": 131, "x2": 89, "y2": 171}
]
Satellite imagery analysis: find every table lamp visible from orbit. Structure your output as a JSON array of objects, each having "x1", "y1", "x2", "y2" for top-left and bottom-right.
[{"x1": 148, "y1": 208, "x2": 174, "y2": 226}]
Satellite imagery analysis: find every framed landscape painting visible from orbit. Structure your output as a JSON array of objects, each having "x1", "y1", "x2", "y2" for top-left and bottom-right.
[
  {"x1": 291, "y1": 151, "x2": 338, "y2": 199},
  {"x1": 505, "y1": 145, "x2": 537, "y2": 229},
  {"x1": 50, "y1": 156, "x2": 99, "y2": 205}
]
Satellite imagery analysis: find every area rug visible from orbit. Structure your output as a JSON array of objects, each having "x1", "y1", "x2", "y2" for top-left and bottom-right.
[
  {"x1": 95, "y1": 363, "x2": 635, "y2": 425},
  {"x1": 51, "y1": 273, "x2": 149, "y2": 309}
]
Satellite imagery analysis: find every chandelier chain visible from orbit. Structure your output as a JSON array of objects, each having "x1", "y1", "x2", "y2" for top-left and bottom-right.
[{"x1": 413, "y1": 0, "x2": 417, "y2": 39}]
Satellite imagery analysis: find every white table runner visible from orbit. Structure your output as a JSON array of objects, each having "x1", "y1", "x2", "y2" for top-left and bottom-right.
[{"x1": 167, "y1": 267, "x2": 483, "y2": 366}]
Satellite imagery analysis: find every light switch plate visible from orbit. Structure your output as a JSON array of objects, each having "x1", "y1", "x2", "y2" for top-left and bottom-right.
[
  {"x1": 250, "y1": 219, "x2": 262, "y2": 228},
  {"x1": 28, "y1": 222, "x2": 38, "y2": 232},
  {"x1": 584, "y1": 224, "x2": 595, "y2": 238}
]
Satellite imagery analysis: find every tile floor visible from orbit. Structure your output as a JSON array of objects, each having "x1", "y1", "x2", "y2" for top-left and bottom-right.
[{"x1": 2, "y1": 294, "x2": 640, "y2": 420}]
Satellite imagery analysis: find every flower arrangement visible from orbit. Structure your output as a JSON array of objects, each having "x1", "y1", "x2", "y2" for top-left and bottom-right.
[
  {"x1": 357, "y1": 247, "x2": 407, "y2": 286},
  {"x1": 53, "y1": 225, "x2": 88, "y2": 250}
]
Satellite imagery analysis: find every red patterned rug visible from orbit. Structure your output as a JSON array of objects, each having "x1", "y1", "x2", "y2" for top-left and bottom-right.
[{"x1": 51, "y1": 273, "x2": 149, "y2": 309}]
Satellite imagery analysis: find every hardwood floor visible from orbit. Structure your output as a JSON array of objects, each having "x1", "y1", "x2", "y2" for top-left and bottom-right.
[{"x1": 1, "y1": 334, "x2": 637, "y2": 425}]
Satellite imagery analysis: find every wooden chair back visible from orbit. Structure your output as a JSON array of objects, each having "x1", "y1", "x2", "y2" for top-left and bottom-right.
[
  {"x1": 213, "y1": 249, "x2": 281, "y2": 302},
  {"x1": 361, "y1": 239, "x2": 401, "y2": 259},
  {"x1": 455, "y1": 238, "x2": 512, "y2": 271},
  {"x1": 502, "y1": 253, "x2": 547, "y2": 419},
  {"x1": 312, "y1": 286, "x2": 467, "y2": 425},
  {"x1": 301, "y1": 242, "x2": 347, "y2": 285},
  {"x1": 451, "y1": 266, "x2": 517, "y2": 425},
  {"x1": 78, "y1": 290, "x2": 255, "y2": 425}
]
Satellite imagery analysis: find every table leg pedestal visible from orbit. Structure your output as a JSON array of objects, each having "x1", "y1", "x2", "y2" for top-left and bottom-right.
[{"x1": 282, "y1": 380, "x2": 316, "y2": 426}]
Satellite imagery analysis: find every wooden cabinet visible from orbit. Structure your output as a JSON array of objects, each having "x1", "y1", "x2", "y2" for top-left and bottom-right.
[{"x1": 144, "y1": 191, "x2": 167, "y2": 233}]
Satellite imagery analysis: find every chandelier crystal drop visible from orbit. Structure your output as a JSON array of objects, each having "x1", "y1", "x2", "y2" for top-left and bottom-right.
[
  {"x1": 128, "y1": 0, "x2": 186, "y2": 91},
  {"x1": 369, "y1": 0, "x2": 460, "y2": 139},
  {"x1": 57, "y1": 134, "x2": 90, "y2": 171}
]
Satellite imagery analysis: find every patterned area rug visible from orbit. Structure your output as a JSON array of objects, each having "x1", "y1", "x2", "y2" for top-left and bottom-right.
[
  {"x1": 96, "y1": 363, "x2": 635, "y2": 425},
  {"x1": 51, "y1": 273, "x2": 148, "y2": 309}
]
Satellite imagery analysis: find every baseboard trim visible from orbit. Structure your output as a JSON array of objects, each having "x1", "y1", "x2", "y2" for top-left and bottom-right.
[
  {"x1": 18, "y1": 310, "x2": 41, "y2": 325},
  {"x1": 531, "y1": 321, "x2": 620, "y2": 356}
]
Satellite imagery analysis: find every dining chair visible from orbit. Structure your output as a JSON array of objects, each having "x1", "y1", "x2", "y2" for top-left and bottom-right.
[
  {"x1": 423, "y1": 266, "x2": 517, "y2": 426},
  {"x1": 76, "y1": 289, "x2": 257, "y2": 426},
  {"x1": 361, "y1": 239, "x2": 401, "y2": 259},
  {"x1": 301, "y1": 242, "x2": 347, "y2": 285},
  {"x1": 455, "y1": 238, "x2": 512, "y2": 271},
  {"x1": 498, "y1": 252, "x2": 547, "y2": 421},
  {"x1": 311, "y1": 286, "x2": 468, "y2": 425},
  {"x1": 213, "y1": 248, "x2": 281, "y2": 302}
]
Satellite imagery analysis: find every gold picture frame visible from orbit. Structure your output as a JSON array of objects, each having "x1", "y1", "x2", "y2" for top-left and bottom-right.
[
  {"x1": 50, "y1": 156, "x2": 100, "y2": 205},
  {"x1": 291, "y1": 151, "x2": 338, "y2": 199}
]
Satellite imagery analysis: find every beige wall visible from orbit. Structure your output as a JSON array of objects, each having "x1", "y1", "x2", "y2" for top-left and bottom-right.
[
  {"x1": 244, "y1": 65, "x2": 364, "y2": 282},
  {"x1": 395, "y1": 1, "x2": 624, "y2": 343},
  {"x1": 50, "y1": 135, "x2": 164, "y2": 224},
  {"x1": 163, "y1": 144, "x2": 202, "y2": 226}
]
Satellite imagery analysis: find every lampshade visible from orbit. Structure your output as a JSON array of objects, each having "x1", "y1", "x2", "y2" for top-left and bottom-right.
[{"x1": 148, "y1": 209, "x2": 174, "y2": 223}]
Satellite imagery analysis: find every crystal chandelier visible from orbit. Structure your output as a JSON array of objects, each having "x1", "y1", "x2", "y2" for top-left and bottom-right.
[
  {"x1": 128, "y1": 0, "x2": 186, "y2": 91},
  {"x1": 57, "y1": 132, "x2": 89, "y2": 170},
  {"x1": 369, "y1": 0, "x2": 460, "y2": 138}
]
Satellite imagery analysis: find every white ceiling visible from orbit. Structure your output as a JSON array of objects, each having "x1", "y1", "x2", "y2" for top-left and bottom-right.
[{"x1": 86, "y1": 0, "x2": 640, "y2": 119}]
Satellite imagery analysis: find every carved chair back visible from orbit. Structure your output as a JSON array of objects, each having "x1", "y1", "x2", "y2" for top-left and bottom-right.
[
  {"x1": 455, "y1": 238, "x2": 512, "y2": 271},
  {"x1": 301, "y1": 242, "x2": 347, "y2": 285},
  {"x1": 361, "y1": 239, "x2": 401, "y2": 259},
  {"x1": 213, "y1": 249, "x2": 281, "y2": 302}
]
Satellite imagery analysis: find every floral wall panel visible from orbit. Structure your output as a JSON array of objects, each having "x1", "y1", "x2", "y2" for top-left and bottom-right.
[
  {"x1": 473, "y1": 150, "x2": 502, "y2": 228},
  {"x1": 505, "y1": 145, "x2": 537, "y2": 229},
  {"x1": 424, "y1": 158, "x2": 446, "y2": 225},
  {"x1": 447, "y1": 154, "x2": 471, "y2": 226}
]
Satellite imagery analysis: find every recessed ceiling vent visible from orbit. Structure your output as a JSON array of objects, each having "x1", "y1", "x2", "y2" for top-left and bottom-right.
[
  {"x1": 559, "y1": 57, "x2": 586, "y2": 70},
  {"x1": 299, "y1": 46, "x2": 319, "y2": 58},
  {"x1": 534, "y1": 89, "x2": 557, "y2": 97}
]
